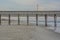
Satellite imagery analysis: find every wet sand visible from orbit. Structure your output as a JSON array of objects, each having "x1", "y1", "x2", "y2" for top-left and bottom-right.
[
  {"x1": 0, "y1": 25, "x2": 35, "y2": 40},
  {"x1": 0, "y1": 25, "x2": 60, "y2": 40}
]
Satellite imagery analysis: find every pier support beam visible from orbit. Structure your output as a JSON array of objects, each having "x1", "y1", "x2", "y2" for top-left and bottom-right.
[
  {"x1": 45, "y1": 14, "x2": 47, "y2": 27},
  {"x1": 0, "y1": 14, "x2": 1, "y2": 25},
  {"x1": 27, "y1": 14, "x2": 29, "y2": 25},
  {"x1": 18, "y1": 14, "x2": 20, "y2": 25},
  {"x1": 36, "y1": 14, "x2": 38, "y2": 26},
  {"x1": 8, "y1": 14, "x2": 11, "y2": 25},
  {"x1": 54, "y1": 14, "x2": 57, "y2": 30}
]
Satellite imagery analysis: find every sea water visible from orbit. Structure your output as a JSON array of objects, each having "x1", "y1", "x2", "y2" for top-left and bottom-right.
[
  {"x1": 1, "y1": 16, "x2": 60, "y2": 27},
  {"x1": 1, "y1": 16, "x2": 60, "y2": 33}
]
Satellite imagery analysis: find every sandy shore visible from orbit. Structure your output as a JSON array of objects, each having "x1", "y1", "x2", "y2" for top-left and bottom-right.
[
  {"x1": 0, "y1": 25, "x2": 60, "y2": 40},
  {"x1": 0, "y1": 25, "x2": 35, "y2": 40}
]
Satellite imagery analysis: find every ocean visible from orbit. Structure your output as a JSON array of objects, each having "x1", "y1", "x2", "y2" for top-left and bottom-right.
[{"x1": 1, "y1": 16, "x2": 60, "y2": 27}]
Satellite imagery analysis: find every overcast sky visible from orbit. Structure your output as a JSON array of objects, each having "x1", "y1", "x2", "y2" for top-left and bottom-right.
[{"x1": 0, "y1": 0, "x2": 60, "y2": 11}]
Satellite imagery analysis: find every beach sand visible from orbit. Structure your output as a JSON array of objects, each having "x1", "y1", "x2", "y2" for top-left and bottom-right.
[
  {"x1": 0, "y1": 25, "x2": 60, "y2": 40},
  {"x1": 0, "y1": 25, "x2": 35, "y2": 40},
  {"x1": 0, "y1": 19, "x2": 60, "y2": 40}
]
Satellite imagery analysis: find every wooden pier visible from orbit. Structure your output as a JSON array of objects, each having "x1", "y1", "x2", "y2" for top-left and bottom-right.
[{"x1": 0, "y1": 11, "x2": 60, "y2": 27}]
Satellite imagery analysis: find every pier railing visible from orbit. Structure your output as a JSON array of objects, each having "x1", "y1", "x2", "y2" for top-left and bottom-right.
[{"x1": 0, "y1": 11, "x2": 60, "y2": 27}]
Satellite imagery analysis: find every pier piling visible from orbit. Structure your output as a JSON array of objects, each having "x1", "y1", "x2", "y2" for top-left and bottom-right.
[
  {"x1": 27, "y1": 14, "x2": 29, "y2": 25},
  {"x1": 36, "y1": 14, "x2": 38, "y2": 26},
  {"x1": 0, "y1": 14, "x2": 1, "y2": 25},
  {"x1": 45, "y1": 14, "x2": 47, "y2": 27},
  {"x1": 18, "y1": 14, "x2": 20, "y2": 25},
  {"x1": 54, "y1": 14, "x2": 57, "y2": 29},
  {"x1": 8, "y1": 14, "x2": 11, "y2": 25}
]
